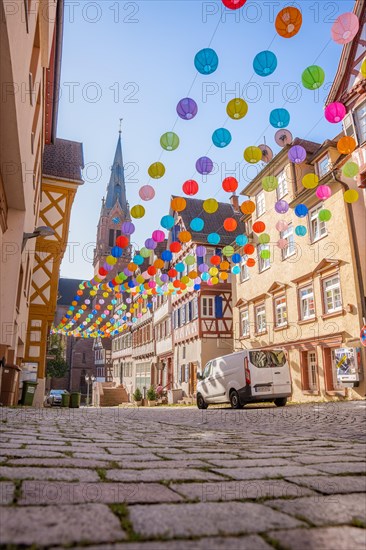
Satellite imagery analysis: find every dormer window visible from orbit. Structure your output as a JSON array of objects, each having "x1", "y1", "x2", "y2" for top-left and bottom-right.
[{"x1": 317, "y1": 153, "x2": 331, "y2": 178}]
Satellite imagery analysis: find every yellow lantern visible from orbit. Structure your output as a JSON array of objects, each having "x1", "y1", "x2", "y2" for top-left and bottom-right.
[
  {"x1": 302, "y1": 173, "x2": 319, "y2": 189},
  {"x1": 209, "y1": 267, "x2": 218, "y2": 276},
  {"x1": 106, "y1": 255, "x2": 117, "y2": 265},
  {"x1": 203, "y1": 198, "x2": 218, "y2": 213},
  {"x1": 131, "y1": 204, "x2": 145, "y2": 219},
  {"x1": 227, "y1": 98, "x2": 248, "y2": 120},
  {"x1": 343, "y1": 189, "x2": 359, "y2": 203},
  {"x1": 148, "y1": 162, "x2": 165, "y2": 179},
  {"x1": 244, "y1": 146, "x2": 262, "y2": 164},
  {"x1": 211, "y1": 276, "x2": 219, "y2": 285}
]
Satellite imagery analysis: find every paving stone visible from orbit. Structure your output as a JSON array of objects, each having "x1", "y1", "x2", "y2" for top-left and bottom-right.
[
  {"x1": 157, "y1": 453, "x2": 241, "y2": 461},
  {"x1": 212, "y1": 465, "x2": 322, "y2": 480},
  {"x1": 115, "y1": 460, "x2": 207, "y2": 469},
  {"x1": 170, "y1": 479, "x2": 316, "y2": 502},
  {"x1": 266, "y1": 493, "x2": 366, "y2": 526},
  {"x1": 294, "y1": 455, "x2": 363, "y2": 465},
  {"x1": 312, "y1": 462, "x2": 366, "y2": 475},
  {"x1": 0, "y1": 466, "x2": 99, "y2": 481},
  {"x1": 6, "y1": 458, "x2": 112, "y2": 468},
  {"x1": 0, "y1": 482, "x2": 15, "y2": 505},
  {"x1": 0, "y1": 504, "x2": 125, "y2": 546},
  {"x1": 285, "y1": 475, "x2": 366, "y2": 494},
  {"x1": 129, "y1": 501, "x2": 303, "y2": 538},
  {"x1": 0, "y1": 448, "x2": 66, "y2": 458},
  {"x1": 106, "y1": 468, "x2": 225, "y2": 482},
  {"x1": 267, "y1": 527, "x2": 366, "y2": 550},
  {"x1": 206, "y1": 458, "x2": 290, "y2": 468},
  {"x1": 73, "y1": 452, "x2": 158, "y2": 462}
]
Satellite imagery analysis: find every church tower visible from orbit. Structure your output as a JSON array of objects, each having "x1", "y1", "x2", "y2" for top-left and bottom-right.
[{"x1": 93, "y1": 130, "x2": 131, "y2": 275}]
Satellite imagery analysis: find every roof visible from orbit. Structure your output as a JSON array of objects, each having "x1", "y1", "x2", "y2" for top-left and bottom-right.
[
  {"x1": 154, "y1": 239, "x2": 168, "y2": 257},
  {"x1": 172, "y1": 196, "x2": 245, "y2": 246},
  {"x1": 105, "y1": 134, "x2": 128, "y2": 211},
  {"x1": 43, "y1": 138, "x2": 84, "y2": 182},
  {"x1": 57, "y1": 278, "x2": 83, "y2": 305}
]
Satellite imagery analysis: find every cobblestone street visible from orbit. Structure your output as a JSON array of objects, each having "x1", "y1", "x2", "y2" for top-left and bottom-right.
[{"x1": 1, "y1": 401, "x2": 365, "y2": 549}]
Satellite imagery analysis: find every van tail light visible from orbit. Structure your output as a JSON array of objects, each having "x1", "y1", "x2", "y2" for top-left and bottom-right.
[{"x1": 244, "y1": 357, "x2": 251, "y2": 386}]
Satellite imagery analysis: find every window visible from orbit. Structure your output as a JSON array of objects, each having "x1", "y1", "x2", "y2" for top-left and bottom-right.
[
  {"x1": 299, "y1": 285, "x2": 315, "y2": 320},
  {"x1": 307, "y1": 351, "x2": 318, "y2": 390},
  {"x1": 281, "y1": 223, "x2": 295, "y2": 259},
  {"x1": 317, "y1": 154, "x2": 331, "y2": 178},
  {"x1": 240, "y1": 308, "x2": 249, "y2": 337},
  {"x1": 181, "y1": 305, "x2": 186, "y2": 325},
  {"x1": 323, "y1": 275, "x2": 342, "y2": 314},
  {"x1": 309, "y1": 204, "x2": 327, "y2": 242},
  {"x1": 180, "y1": 364, "x2": 186, "y2": 383},
  {"x1": 188, "y1": 301, "x2": 192, "y2": 322},
  {"x1": 240, "y1": 256, "x2": 250, "y2": 282},
  {"x1": 277, "y1": 170, "x2": 288, "y2": 199},
  {"x1": 258, "y1": 244, "x2": 270, "y2": 272},
  {"x1": 108, "y1": 229, "x2": 115, "y2": 247},
  {"x1": 82, "y1": 352, "x2": 86, "y2": 364},
  {"x1": 274, "y1": 296, "x2": 287, "y2": 327},
  {"x1": 202, "y1": 296, "x2": 214, "y2": 317},
  {"x1": 192, "y1": 297, "x2": 198, "y2": 319},
  {"x1": 255, "y1": 304, "x2": 266, "y2": 334},
  {"x1": 256, "y1": 191, "x2": 265, "y2": 217},
  {"x1": 355, "y1": 101, "x2": 366, "y2": 144},
  {"x1": 202, "y1": 362, "x2": 212, "y2": 379}
]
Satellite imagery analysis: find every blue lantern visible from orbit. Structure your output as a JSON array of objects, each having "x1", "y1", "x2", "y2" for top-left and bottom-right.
[
  {"x1": 235, "y1": 235, "x2": 248, "y2": 246},
  {"x1": 175, "y1": 262, "x2": 185, "y2": 272},
  {"x1": 194, "y1": 284, "x2": 201, "y2": 291},
  {"x1": 201, "y1": 272, "x2": 210, "y2": 282},
  {"x1": 207, "y1": 232, "x2": 220, "y2": 245},
  {"x1": 232, "y1": 265, "x2": 241, "y2": 275},
  {"x1": 295, "y1": 225, "x2": 307, "y2": 236},
  {"x1": 161, "y1": 250, "x2": 173, "y2": 262},
  {"x1": 270, "y1": 108, "x2": 290, "y2": 128},
  {"x1": 111, "y1": 246, "x2": 123, "y2": 258},
  {"x1": 231, "y1": 253, "x2": 241, "y2": 264},
  {"x1": 133, "y1": 254, "x2": 144, "y2": 265},
  {"x1": 253, "y1": 51, "x2": 277, "y2": 77},
  {"x1": 212, "y1": 128, "x2": 232, "y2": 148},
  {"x1": 194, "y1": 48, "x2": 219, "y2": 75},
  {"x1": 161, "y1": 215, "x2": 175, "y2": 229},
  {"x1": 294, "y1": 204, "x2": 308, "y2": 218},
  {"x1": 190, "y1": 217, "x2": 205, "y2": 231}
]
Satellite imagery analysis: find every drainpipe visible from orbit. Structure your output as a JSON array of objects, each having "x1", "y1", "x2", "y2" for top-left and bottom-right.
[{"x1": 332, "y1": 170, "x2": 366, "y2": 323}]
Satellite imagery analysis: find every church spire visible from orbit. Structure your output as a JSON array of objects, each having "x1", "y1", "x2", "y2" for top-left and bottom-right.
[{"x1": 105, "y1": 127, "x2": 128, "y2": 212}]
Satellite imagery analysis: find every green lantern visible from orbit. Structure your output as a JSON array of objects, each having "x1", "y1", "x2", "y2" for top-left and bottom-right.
[
  {"x1": 342, "y1": 161, "x2": 359, "y2": 178},
  {"x1": 160, "y1": 132, "x2": 180, "y2": 151},
  {"x1": 318, "y1": 209, "x2": 332, "y2": 222},
  {"x1": 223, "y1": 245, "x2": 234, "y2": 257},
  {"x1": 302, "y1": 65, "x2": 325, "y2": 90},
  {"x1": 258, "y1": 233, "x2": 270, "y2": 244},
  {"x1": 260, "y1": 249, "x2": 271, "y2": 260},
  {"x1": 262, "y1": 176, "x2": 278, "y2": 191},
  {"x1": 140, "y1": 247, "x2": 151, "y2": 258}
]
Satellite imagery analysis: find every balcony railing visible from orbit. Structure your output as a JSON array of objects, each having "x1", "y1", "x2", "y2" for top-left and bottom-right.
[
  {"x1": 156, "y1": 336, "x2": 173, "y2": 356},
  {"x1": 153, "y1": 300, "x2": 171, "y2": 324},
  {"x1": 132, "y1": 340, "x2": 155, "y2": 358}
]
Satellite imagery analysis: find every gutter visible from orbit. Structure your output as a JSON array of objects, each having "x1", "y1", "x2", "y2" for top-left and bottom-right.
[{"x1": 51, "y1": 0, "x2": 64, "y2": 144}]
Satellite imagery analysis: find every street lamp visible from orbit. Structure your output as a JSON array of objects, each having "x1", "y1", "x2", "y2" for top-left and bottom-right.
[
  {"x1": 85, "y1": 374, "x2": 95, "y2": 406},
  {"x1": 22, "y1": 226, "x2": 55, "y2": 252}
]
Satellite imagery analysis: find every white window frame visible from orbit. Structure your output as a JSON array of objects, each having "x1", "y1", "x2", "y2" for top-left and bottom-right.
[
  {"x1": 258, "y1": 244, "x2": 270, "y2": 273},
  {"x1": 281, "y1": 223, "x2": 295, "y2": 259},
  {"x1": 323, "y1": 275, "x2": 342, "y2": 314},
  {"x1": 201, "y1": 296, "x2": 215, "y2": 318},
  {"x1": 299, "y1": 285, "x2": 315, "y2": 320},
  {"x1": 255, "y1": 191, "x2": 265, "y2": 217},
  {"x1": 307, "y1": 351, "x2": 318, "y2": 391},
  {"x1": 276, "y1": 170, "x2": 288, "y2": 200},
  {"x1": 274, "y1": 296, "x2": 287, "y2": 327},
  {"x1": 240, "y1": 308, "x2": 250, "y2": 337},
  {"x1": 355, "y1": 100, "x2": 366, "y2": 144},
  {"x1": 240, "y1": 256, "x2": 250, "y2": 282},
  {"x1": 309, "y1": 204, "x2": 327, "y2": 243},
  {"x1": 255, "y1": 303, "x2": 266, "y2": 334},
  {"x1": 317, "y1": 153, "x2": 331, "y2": 178}
]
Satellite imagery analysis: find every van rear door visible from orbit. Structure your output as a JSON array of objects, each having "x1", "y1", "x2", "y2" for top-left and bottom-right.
[
  {"x1": 268, "y1": 350, "x2": 291, "y2": 394},
  {"x1": 248, "y1": 351, "x2": 274, "y2": 397}
]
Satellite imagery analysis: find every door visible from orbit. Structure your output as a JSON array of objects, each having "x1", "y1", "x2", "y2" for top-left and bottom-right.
[
  {"x1": 269, "y1": 350, "x2": 291, "y2": 395},
  {"x1": 208, "y1": 359, "x2": 227, "y2": 401},
  {"x1": 248, "y1": 351, "x2": 275, "y2": 397},
  {"x1": 189, "y1": 363, "x2": 198, "y2": 396},
  {"x1": 198, "y1": 362, "x2": 213, "y2": 401}
]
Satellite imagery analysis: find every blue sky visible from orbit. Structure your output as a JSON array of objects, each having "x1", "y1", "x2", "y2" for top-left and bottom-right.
[{"x1": 57, "y1": 0, "x2": 354, "y2": 279}]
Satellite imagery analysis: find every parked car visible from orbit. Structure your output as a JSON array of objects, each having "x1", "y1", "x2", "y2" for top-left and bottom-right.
[
  {"x1": 196, "y1": 349, "x2": 292, "y2": 409},
  {"x1": 47, "y1": 389, "x2": 68, "y2": 406}
]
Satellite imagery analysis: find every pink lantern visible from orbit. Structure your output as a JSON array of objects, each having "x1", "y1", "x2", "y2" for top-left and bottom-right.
[
  {"x1": 152, "y1": 230, "x2": 165, "y2": 243},
  {"x1": 325, "y1": 102, "x2": 346, "y2": 124},
  {"x1": 148, "y1": 281, "x2": 156, "y2": 288},
  {"x1": 139, "y1": 185, "x2": 155, "y2": 201},
  {"x1": 331, "y1": 12, "x2": 360, "y2": 45},
  {"x1": 277, "y1": 239, "x2": 288, "y2": 249},
  {"x1": 276, "y1": 220, "x2": 288, "y2": 232},
  {"x1": 316, "y1": 185, "x2": 332, "y2": 200}
]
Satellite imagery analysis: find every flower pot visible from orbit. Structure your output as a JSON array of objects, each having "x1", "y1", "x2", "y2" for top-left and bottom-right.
[
  {"x1": 134, "y1": 400, "x2": 142, "y2": 407},
  {"x1": 148, "y1": 400, "x2": 156, "y2": 407}
]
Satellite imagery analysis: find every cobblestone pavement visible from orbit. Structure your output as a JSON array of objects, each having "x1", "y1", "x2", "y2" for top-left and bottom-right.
[{"x1": 0, "y1": 401, "x2": 365, "y2": 549}]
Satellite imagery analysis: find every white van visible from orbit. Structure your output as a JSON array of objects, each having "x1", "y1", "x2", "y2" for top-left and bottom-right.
[{"x1": 196, "y1": 349, "x2": 292, "y2": 409}]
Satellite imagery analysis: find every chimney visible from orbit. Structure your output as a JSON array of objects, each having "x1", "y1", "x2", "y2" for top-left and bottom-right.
[{"x1": 230, "y1": 194, "x2": 239, "y2": 212}]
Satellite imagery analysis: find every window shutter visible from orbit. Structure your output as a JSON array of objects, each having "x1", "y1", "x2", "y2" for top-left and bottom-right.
[
  {"x1": 197, "y1": 255, "x2": 204, "y2": 266},
  {"x1": 215, "y1": 295, "x2": 223, "y2": 318},
  {"x1": 343, "y1": 113, "x2": 357, "y2": 143}
]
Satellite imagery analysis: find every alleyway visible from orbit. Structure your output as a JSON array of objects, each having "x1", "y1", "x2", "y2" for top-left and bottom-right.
[{"x1": 1, "y1": 402, "x2": 365, "y2": 549}]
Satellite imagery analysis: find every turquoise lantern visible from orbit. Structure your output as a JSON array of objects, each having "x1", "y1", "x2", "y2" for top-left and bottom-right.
[
  {"x1": 212, "y1": 128, "x2": 232, "y2": 148},
  {"x1": 194, "y1": 48, "x2": 219, "y2": 75},
  {"x1": 253, "y1": 51, "x2": 277, "y2": 76}
]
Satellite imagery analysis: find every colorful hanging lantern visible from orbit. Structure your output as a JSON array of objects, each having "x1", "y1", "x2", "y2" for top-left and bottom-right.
[
  {"x1": 275, "y1": 200, "x2": 289, "y2": 214},
  {"x1": 301, "y1": 65, "x2": 325, "y2": 90},
  {"x1": 171, "y1": 197, "x2": 187, "y2": 212},
  {"x1": 212, "y1": 128, "x2": 232, "y2": 148},
  {"x1": 207, "y1": 233, "x2": 220, "y2": 245},
  {"x1": 223, "y1": 218, "x2": 237, "y2": 232},
  {"x1": 121, "y1": 221, "x2": 135, "y2": 235},
  {"x1": 223, "y1": 245, "x2": 234, "y2": 257},
  {"x1": 196, "y1": 246, "x2": 206, "y2": 257},
  {"x1": 295, "y1": 225, "x2": 307, "y2": 237},
  {"x1": 276, "y1": 220, "x2": 288, "y2": 232},
  {"x1": 343, "y1": 189, "x2": 359, "y2": 203},
  {"x1": 152, "y1": 230, "x2": 165, "y2": 243},
  {"x1": 316, "y1": 185, "x2": 332, "y2": 200},
  {"x1": 178, "y1": 231, "x2": 192, "y2": 243},
  {"x1": 302, "y1": 173, "x2": 319, "y2": 189},
  {"x1": 131, "y1": 205, "x2": 145, "y2": 219},
  {"x1": 270, "y1": 108, "x2": 290, "y2": 128},
  {"x1": 331, "y1": 12, "x2": 359, "y2": 45},
  {"x1": 194, "y1": 48, "x2": 219, "y2": 75},
  {"x1": 260, "y1": 249, "x2": 271, "y2": 260},
  {"x1": 253, "y1": 50, "x2": 277, "y2": 76},
  {"x1": 246, "y1": 258, "x2": 256, "y2": 267},
  {"x1": 111, "y1": 246, "x2": 123, "y2": 258},
  {"x1": 161, "y1": 250, "x2": 173, "y2": 262},
  {"x1": 176, "y1": 97, "x2": 198, "y2": 120},
  {"x1": 236, "y1": 234, "x2": 248, "y2": 246},
  {"x1": 361, "y1": 57, "x2": 366, "y2": 78},
  {"x1": 342, "y1": 162, "x2": 359, "y2": 178},
  {"x1": 161, "y1": 215, "x2": 175, "y2": 229},
  {"x1": 160, "y1": 132, "x2": 180, "y2": 151},
  {"x1": 148, "y1": 162, "x2": 165, "y2": 179},
  {"x1": 288, "y1": 145, "x2": 306, "y2": 164},
  {"x1": 226, "y1": 98, "x2": 248, "y2": 120},
  {"x1": 324, "y1": 102, "x2": 346, "y2": 123},
  {"x1": 240, "y1": 200, "x2": 256, "y2": 215},
  {"x1": 116, "y1": 235, "x2": 129, "y2": 248},
  {"x1": 244, "y1": 146, "x2": 262, "y2": 164},
  {"x1": 277, "y1": 238, "x2": 288, "y2": 249},
  {"x1": 190, "y1": 217, "x2": 204, "y2": 232},
  {"x1": 262, "y1": 176, "x2": 278, "y2": 192},
  {"x1": 139, "y1": 185, "x2": 155, "y2": 201},
  {"x1": 337, "y1": 136, "x2": 356, "y2": 155},
  {"x1": 222, "y1": 0, "x2": 247, "y2": 9},
  {"x1": 222, "y1": 177, "x2": 238, "y2": 193},
  {"x1": 196, "y1": 156, "x2": 213, "y2": 175},
  {"x1": 252, "y1": 221, "x2": 265, "y2": 233},
  {"x1": 203, "y1": 198, "x2": 218, "y2": 213},
  {"x1": 182, "y1": 179, "x2": 199, "y2": 195},
  {"x1": 145, "y1": 238, "x2": 157, "y2": 250},
  {"x1": 258, "y1": 233, "x2": 270, "y2": 244},
  {"x1": 170, "y1": 242, "x2": 181, "y2": 253},
  {"x1": 275, "y1": 6, "x2": 302, "y2": 38},
  {"x1": 319, "y1": 209, "x2": 332, "y2": 222},
  {"x1": 294, "y1": 204, "x2": 308, "y2": 217}
]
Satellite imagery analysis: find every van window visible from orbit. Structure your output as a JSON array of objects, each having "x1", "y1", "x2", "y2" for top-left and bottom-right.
[
  {"x1": 249, "y1": 350, "x2": 286, "y2": 368},
  {"x1": 250, "y1": 351, "x2": 268, "y2": 368},
  {"x1": 268, "y1": 351, "x2": 286, "y2": 367},
  {"x1": 202, "y1": 363, "x2": 212, "y2": 378}
]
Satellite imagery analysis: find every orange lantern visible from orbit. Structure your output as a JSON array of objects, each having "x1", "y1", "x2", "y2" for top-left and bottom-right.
[
  {"x1": 220, "y1": 261, "x2": 230, "y2": 270},
  {"x1": 219, "y1": 271, "x2": 229, "y2": 281},
  {"x1": 128, "y1": 262, "x2": 137, "y2": 272},
  {"x1": 77, "y1": 290, "x2": 83, "y2": 296},
  {"x1": 178, "y1": 230, "x2": 192, "y2": 243},
  {"x1": 170, "y1": 242, "x2": 181, "y2": 253},
  {"x1": 244, "y1": 243, "x2": 255, "y2": 255},
  {"x1": 223, "y1": 217, "x2": 238, "y2": 232},
  {"x1": 171, "y1": 197, "x2": 186, "y2": 212},
  {"x1": 210, "y1": 255, "x2": 221, "y2": 265},
  {"x1": 189, "y1": 270, "x2": 198, "y2": 279},
  {"x1": 246, "y1": 258, "x2": 256, "y2": 267},
  {"x1": 337, "y1": 136, "x2": 356, "y2": 155},
  {"x1": 240, "y1": 200, "x2": 256, "y2": 215},
  {"x1": 253, "y1": 221, "x2": 266, "y2": 233},
  {"x1": 154, "y1": 259, "x2": 164, "y2": 269},
  {"x1": 275, "y1": 7, "x2": 302, "y2": 38}
]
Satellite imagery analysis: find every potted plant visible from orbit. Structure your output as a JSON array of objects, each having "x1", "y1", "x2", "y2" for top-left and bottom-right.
[
  {"x1": 146, "y1": 386, "x2": 157, "y2": 407},
  {"x1": 132, "y1": 387, "x2": 143, "y2": 406}
]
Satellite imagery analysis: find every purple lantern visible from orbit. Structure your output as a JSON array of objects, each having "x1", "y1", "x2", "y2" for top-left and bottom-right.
[
  {"x1": 288, "y1": 145, "x2": 306, "y2": 164},
  {"x1": 124, "y1": 268, "x2": 133, "y2": 276},
  {"x1": 152, "y1": 230, "x2": 165, "y2": 243},
  {"x1": 122, "y1": 221, "x2": 135, "y2": 235},
  {"x1": 316, "y1": 185, "x2": 332, "y2": 200},
  {"x1": 275, "y1": 200, "x2": 289, "y2": 214},
  {"x1": 145, "y1": 238, "x2": 157, "y2": 250},
  {"x1": 176, "y1": 97, "x2": 198, "y2": 120},
  {"x1": 198, "y1": 263, "x2": 209, "y2": 273},
  {"x1": 196, "y1": 156, "x2": 213, "y2": 175},
  {"x1": 160, "y1": 274, "x2": 169, "y2": 283},
  {"x1": 196, "y1": 245, "x2": 207, "y2": 257}
]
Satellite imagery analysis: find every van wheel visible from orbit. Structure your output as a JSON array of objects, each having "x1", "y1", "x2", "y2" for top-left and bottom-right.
[
  {"x1": 197, "y1": 394, "x2": 208, "y2": 409},
  {"x1": 230, "y1": 390, "x2": 242, "y2": 409},
  {"x1": 274, "y1": 397, "x2": 287, "y2": 407}
]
